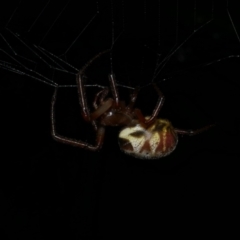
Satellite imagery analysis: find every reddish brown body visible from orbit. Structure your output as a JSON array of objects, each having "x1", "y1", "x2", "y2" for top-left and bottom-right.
[{"x1": 51, "y1": 50, "x2": 214, "y2": 159}]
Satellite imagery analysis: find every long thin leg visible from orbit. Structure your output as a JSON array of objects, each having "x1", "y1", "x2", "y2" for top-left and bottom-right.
[
  {"x1": 108, "y1": 73, "x2": 119, "y2": 107},
  {"x1": 126, "y1": 87, "x2": 140, "y2": 111},
  {"x1": 51, "y1": 87, "x2": 105, "y2": 151},
  {"x1": 132, "y1": 83, "x2": 165, "y2": 127},
  {"x1": 126, "y1": 88, "x2": 140, "y2": 115},
  {"x1": 76, "y1": 50, "x2": 110, "y2": 128},
  {"x1": 174, "y1": 124, "x2": 215, "y2": 136},
  {"x1": 144, "y1": 83, "x2": 165, "y2": 125},
  {"x1": 76, "y1": 73, "x2": 92, "y2": 122},
  {"x1": 109, "y1": 72, "x2": 141, "y2": 111}
]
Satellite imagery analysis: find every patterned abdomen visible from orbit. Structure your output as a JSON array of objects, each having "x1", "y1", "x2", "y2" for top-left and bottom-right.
[{"x1": 118, "y1": 119, "x2": 178, "y2": 159}]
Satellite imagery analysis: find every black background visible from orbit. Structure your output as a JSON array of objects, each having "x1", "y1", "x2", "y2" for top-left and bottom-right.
[{"x1": 1, "y1": 0, "x2": 239, "y2": 237}]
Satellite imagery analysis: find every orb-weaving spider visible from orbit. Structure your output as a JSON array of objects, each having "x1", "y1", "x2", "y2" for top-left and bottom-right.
[{"x1": 51, "y1": 50, "x2": 214, "y2": 159}]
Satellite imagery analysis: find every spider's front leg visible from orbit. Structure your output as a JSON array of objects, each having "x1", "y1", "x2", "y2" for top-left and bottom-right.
[
  {"x1": 93, "y1": 88, "x2": 109, "y2": 109},
  {"x1": 132, "y1": 83, "x2": 165, "y2": 127},
  {"x1": 144, "y1": 83, "x2": 165, "y2": 125},
  {"x1": 108, "y1": 72, "x2": 137, "y2": 111},
  {"x1": 51, "y1": 88, "x2": 105, "y2": 151}
]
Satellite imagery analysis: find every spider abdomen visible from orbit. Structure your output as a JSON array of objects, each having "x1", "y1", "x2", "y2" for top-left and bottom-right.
[{"x1": 118, "y1": 119, "x2": 178, "y2": 159}]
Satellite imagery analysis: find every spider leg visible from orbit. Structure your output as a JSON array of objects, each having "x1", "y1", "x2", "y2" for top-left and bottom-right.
[
  {"x1": 144, "y1": 83, "x2": 165, "y2": 125},
  {"x1": 174, "y1": 124, "x2": 215, "y2": 136},
  {"x1": 108, "y1": 73, "x2": 130, "y2": 109},
  {"x1": 76, "y1": 72, "x2": 94, "y2": 122},
  {"x1": 93, "y1": 88, "x2": 109, "y2": 109},
  {"x1": 76, "y1": 50, "x2": 111, "y2": 129},
  {"x1": 108, "y1": 73, "x2": 120, "y2": 107},
  {"x1": 131, "y1": 83, "x2": 165, "y2": 127},
  {"x1": 126, "y1": 87, "x2": 140, "y2": 111},
  {"x1": 79, "y1": 49, "x2": 111, "y2": 73},
  {"x1": 90, "y1": 98, "x2": 114, "y2": 120},
  {"x1": 51, "y1": 88, "x2": 105, "y2": 151}
]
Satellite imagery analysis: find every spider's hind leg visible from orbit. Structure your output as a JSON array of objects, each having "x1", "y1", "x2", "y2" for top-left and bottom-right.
[
  {"x1": 51, "y1": 87, "x2": 105, "y2": 151},
  {"x1": 174, "y1": 124, "x2": 215, "y2": 136},
  {"x1": 144, "y1": 83, "x2": 165, "y2": 126}
]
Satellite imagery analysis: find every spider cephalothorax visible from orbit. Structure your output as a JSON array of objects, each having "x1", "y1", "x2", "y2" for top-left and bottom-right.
[{"x1": 51, "y1": 50, "x2": 214, "y2": 159}]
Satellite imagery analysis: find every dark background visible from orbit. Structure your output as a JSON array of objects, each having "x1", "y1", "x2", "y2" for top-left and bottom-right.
[{"x1": 1, "y1": 0, "x2": 239, "y2": 237}]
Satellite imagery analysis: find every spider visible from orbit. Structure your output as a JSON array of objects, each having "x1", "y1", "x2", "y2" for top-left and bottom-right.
[{"x1": 51, "y1": 50, "x2": 214, "y2": 159}]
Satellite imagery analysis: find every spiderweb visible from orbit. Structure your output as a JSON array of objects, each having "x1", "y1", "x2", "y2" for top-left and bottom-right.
[
  {"x1": 1, "y1": 0, "x2": 240, "y2": 150},
  {"x1": 1, "y1": 0, "x2": 239, "y2": 91},
  {"x1": 1, "y1": 4, "x2": 240, "y2": 237}
]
